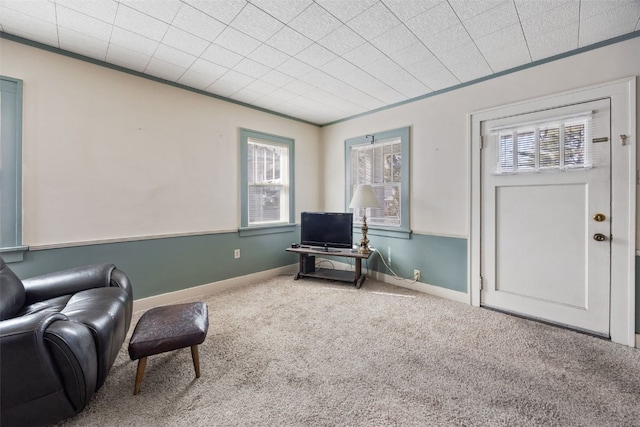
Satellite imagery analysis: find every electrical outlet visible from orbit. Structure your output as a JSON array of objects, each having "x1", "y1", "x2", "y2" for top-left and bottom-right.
[
  {"x1": 234, "y1": 249, "x2": 240, "y2": 259},
  {"x1": 414, "y1": 270, "x2": 421, "y2": 281}
]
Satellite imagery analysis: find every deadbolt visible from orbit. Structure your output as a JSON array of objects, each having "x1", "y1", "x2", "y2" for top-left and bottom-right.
[
  {"x1": 593, "y1": 213, "x2": 606, "y2": 222},
  {"x1": 593, "y1": 233, "x2": 607, "y2": 242}
]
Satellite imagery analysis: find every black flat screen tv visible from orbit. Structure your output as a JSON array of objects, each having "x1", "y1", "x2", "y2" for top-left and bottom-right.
[{"x1": 301, "y1": 212, "x2": 353, "y2": 250}]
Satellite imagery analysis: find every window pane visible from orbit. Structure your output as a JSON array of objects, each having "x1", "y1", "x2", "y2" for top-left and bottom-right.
[
  {"x1": 517, "y1": 131, "x2": 535, "y2": 170},
  {"x1": 499, "y1": 133, "x2": 513, "y2": 171},
  {"x1": 564, "y1": 122, "x2": 586, "y2": 167},
  {"x1": 539, "y1": 126, "x2": 560, "y2": 168},
  {"x1": 249, "y1": 185, "x2": 282, "y2": 224}
]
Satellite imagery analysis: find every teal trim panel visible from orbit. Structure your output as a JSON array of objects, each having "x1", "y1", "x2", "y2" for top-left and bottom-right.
[
  {"x1": 364, "y1": 233, "x2": 467, "y2": 293},
  {"x1": 9, "y1": 231, "x2": 299, "y2": 300}
]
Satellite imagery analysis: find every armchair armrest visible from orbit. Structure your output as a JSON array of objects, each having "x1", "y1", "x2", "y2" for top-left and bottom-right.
[{"x1": 22, "y1": 264, "x2": 116, "y2": 305}]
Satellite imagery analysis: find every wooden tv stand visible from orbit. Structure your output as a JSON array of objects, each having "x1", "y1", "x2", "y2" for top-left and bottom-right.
[{"x1": 286, "y1": 246, "x2": 372, "y2": 288}]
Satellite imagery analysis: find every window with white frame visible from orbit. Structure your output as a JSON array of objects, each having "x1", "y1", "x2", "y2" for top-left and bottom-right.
[
  {"x1": 345, "y1": 127, "x2": 410, "y2": 237},
  {"x1": 495, "y1": 115, "x2": 591, "y2": 174},
  {"x1": 240, "y1": 129, "x2": 294, "y2": 229},
  {"x1": 0, "y1": 76, "x2": 26, "y2": 261}
]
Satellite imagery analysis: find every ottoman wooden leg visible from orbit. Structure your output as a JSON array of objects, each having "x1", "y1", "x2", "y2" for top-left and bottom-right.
[
  {"x1": 133, "y1": 356, "x2": 147, "y2": 395},
  {"x1": 191, "y1": 345, "x2": 200, "y2": 378}
]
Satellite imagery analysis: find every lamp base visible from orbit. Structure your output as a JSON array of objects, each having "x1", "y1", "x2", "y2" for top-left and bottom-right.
[{"x1": 358, "y1": 216, "x2": 371, "y2": 254}]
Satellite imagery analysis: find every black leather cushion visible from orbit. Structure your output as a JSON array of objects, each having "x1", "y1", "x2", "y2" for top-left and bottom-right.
[
  {"x1": 128, "y1": 302, "x2": 208, "y2": 360},
  {"x1": 62, "y1": 287, "x2": 129, "y2": 389},
  {"x1": 0, "y1": 258, "x2": 25, "y2": 321}
]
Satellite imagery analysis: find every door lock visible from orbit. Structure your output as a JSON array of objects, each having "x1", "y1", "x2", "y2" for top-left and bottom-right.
[
  {"x1": 593, "y1": 233, "x2": 607, "y2": 242},
  {"x1": 593, "y1": 213, "x2": 606, "y2": 222}
]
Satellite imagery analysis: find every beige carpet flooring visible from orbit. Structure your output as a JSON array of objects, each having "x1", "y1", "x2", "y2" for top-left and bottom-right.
[{"x1": 57, "y1": 275, "x2": 640, "y2": 426}]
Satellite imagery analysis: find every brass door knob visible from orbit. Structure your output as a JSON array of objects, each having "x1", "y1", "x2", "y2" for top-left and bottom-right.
[
  {"x1": 593, "y1": 233, "x2": 607, "y2": 242},
  {"x1": 593, "y1": 213, "x2": 606, "y2": 222}
]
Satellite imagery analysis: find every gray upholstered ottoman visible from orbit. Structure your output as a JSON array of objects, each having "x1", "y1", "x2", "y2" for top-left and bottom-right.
[{"x1": 128, "y1": 302, "x2": 209, "y2": 395}]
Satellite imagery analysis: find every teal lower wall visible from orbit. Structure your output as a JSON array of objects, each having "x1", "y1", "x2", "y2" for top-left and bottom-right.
[
  {"x1": 364, "y1": 233, "x2": 468, "y2": 293},
  {"x1": 9, "y1": 232, "x2": 638, "y2": 334},
  {"x1": 10, "y1": 230, "x2": 300, "y2": 300}
]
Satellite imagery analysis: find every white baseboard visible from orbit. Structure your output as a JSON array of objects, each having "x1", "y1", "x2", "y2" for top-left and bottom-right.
[
  {"x1": 132, "y1": 264, "x2": 297, "y2": 312},
  {"x1": 366, "y1": 269, "x2": 469, "y2": 304}
]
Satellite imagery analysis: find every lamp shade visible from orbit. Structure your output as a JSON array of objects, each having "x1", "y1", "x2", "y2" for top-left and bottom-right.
[{"x1": 349, "y1": 185, "x2": 380, "y2": 209}]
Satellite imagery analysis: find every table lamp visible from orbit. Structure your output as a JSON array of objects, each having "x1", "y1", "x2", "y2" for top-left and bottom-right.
[{"x1": 349, "y1": 184, "x2": 380, "y2": 254}]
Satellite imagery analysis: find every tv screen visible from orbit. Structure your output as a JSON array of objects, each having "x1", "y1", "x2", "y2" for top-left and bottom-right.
[{"x1": 301, "y1": 212, "x2": 353, "y2": 250}]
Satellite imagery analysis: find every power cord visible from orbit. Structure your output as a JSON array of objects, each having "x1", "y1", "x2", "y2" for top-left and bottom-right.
[{"x1": 369, "y1": 248, "x2": 419, "y2": 283}]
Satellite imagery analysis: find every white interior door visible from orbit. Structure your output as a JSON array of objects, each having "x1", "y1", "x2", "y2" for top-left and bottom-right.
[{"x1": 480, "y1": 98, "x2": 611, "y2": 336}]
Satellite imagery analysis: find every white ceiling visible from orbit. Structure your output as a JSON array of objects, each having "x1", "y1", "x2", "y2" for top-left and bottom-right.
[{"x1": 1, "y1": 0, "x2": 639, "y2": 125}]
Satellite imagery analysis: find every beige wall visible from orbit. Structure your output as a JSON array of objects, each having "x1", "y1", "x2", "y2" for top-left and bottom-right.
[
  {"x1": 321, "y1": 37, "x2": 640, "y2": 242},
  {"x1": 0, "y1": 39, "x2": 322, "y2": 247}
]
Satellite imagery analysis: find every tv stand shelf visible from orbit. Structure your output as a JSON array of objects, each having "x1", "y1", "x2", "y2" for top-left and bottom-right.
[{"x1": 286, "y1": 246, "x2": 372, "y2": 288}]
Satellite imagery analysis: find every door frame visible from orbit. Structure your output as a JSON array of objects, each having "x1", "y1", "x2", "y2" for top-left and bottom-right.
[{"x1": 469, "y1": 77, "x2": 637, "y2": 347}]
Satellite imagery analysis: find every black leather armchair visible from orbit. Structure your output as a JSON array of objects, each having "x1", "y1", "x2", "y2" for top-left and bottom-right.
[{"x1": 0, "y1": 257, "x2": 133, "y2": 426}]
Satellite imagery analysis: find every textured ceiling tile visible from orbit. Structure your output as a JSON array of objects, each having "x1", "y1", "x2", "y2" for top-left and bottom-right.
[
  {"x1": 260, "y1": 69, "x2": 295, "y2": 87},
  {"x1": 106, "y1": 44, "x2": 151, "y2": 72},
  {"x1": 267, "y1": 88, "x2": 298, "y2": 102},
  {"x1": 183, "y1": 0, "x2": 247, "y2": 24},
  {"x1": 406, "y1": 1, "x2": 459, "y2": 41},
  {"x1": 320, "y1": 57, "x2": 359, "y2": 78},
  {"x1": 217, "y1": 69, "x2": 255, "y2": 87},
  {"x1": 483, "y1": 40, "x2": 531, "y2": 71},
  {"x1": 283, "y1": 79, "x2": 317, "y2": 96},
  {"x1": 231, "y1": 87, "x2": 267, "y2": 103},
  {"x1": 162, "y1": 26, "x2": 209, "y2": 56},
  {"x1": 475, "y1": 23, "x2": 526, "y2": 55},
  {"x1": 436, "y1": 41, "x2": 483, "y2": 68},
  {"x1": 144, "y1": 57, "x2": 187, "y2": 81},
  {"x1": 215, "y1": 27, "x2": 261, "y2": 56},
  {"x1": 0, "y1": 7, "x2": 59, "y2": 46},
  {"x1": 110, "y1": 27, "x2": 159, "y2": 56},
  {"x1": 514, "y1": 0, "x2": 576, "y2": 20},
  {"x1": 58, "y1": 27, "x2": 109, "y2": 60},
  {"x1": 119, "y1": 0, "x2": 182, "y2": 24},
  {"x1": 348, "y1": 2, "x2": 400, "y2": 40},
  {"x1": 405, "y1": 57, "x2": 458, "y2": 90},
  {"x1": 295, "y1": 43, "x2": 338, "y2": 67},
  {"x1": 342, "y1": 41, "x2": 385, "y2": 68},
  {"x1": 315, "y1": 0, "x2": 377, "y2": 22},
  {"x1": 276, "y1": 57, "x2": 313, "y2": 78},
  {"x1": 233, "y1": 58, "x2": 270, "y2": 78},
  {"x1": 289, "y1": 2, "x2": 342, "y2": 41},
  {"x1": 446, "y1": 47, "x2": 492, "y2": 81},
  {"x1": 370, "y1": 24, "x2": 418, "y2": 56},
  {"x1": 250, "y1": 0, "x2": 313, "y2": 24},
  {"x1": 172, "y1": 4, "x2": 226, "y2": 41},
  {"x1": 55, "y1": 0, "x2": 118, "y2": 24},
  {"x1": 448, "y1": 0, "x2": 507, "y2": 21},
  {"x1": 205, "y1": 79, "x2": 242, "y2": 97},
  {"x1": 248, "y1": 43, "x2": 291, "y2": 68},
  {"x1": 201, "y1": 43, "x2": 243, "y2": 68},
  {"x1": 520, "y1": 2, "x2": 579, "y2": 38},
  {"x1": 579, "y1": 2, "x2": 640, "y2": 46},
  {"x1": 266, "y1": 26, "x2": 313, "y2": 56},
  {"x1": 462, "y1": 1, "x2": 519, "y2": 40},
  {"x1": 154, "y1": 44, "x2": 197, "y2": 68},
  {"x1": 230, "y1": 3, "x2": 284, "y2": 42},
  {"x1": 527, "y1": 25, "x2": 578, "y2": 61},
  {"x1": 422, "y1": 23, "x2": 473, "y2": 57},
  {"x1": 318, "y1": 25, "x2": 365, "y2": 55},
  {"x1": 580, "y1": 0, "x2": 637, "y2": 19},
  {"x1": 57, "y1": 6, "x2": 113, "y2": 41},
  {"x1": 383, "y1": 0, "x2": 441, "y2": 22},
  {"x1": 115, "y1": 5, "x2": 169, "y2": 41},
  {"x1": 389, "y1": 42, "x2": 435, "y2": 68},
  {"x1": 0, "y1": 0, "x2": 56, "y2": 23},
  {"x1": 340, "y1": 68, "x2": 404, "y2": 104},
  {"x1": 188, "y1": 58, "x2": 229, "y2": 77},
  {"x1": 177, "y1": 69, "x2": 220, "y2": 90},
  {"x1": 244, "y1": 79, "x2": 278, "y2": 95}
]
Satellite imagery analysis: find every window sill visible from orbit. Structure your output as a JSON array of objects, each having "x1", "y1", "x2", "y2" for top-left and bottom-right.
[
  {"x1": 355, "y1": 226, "x2": 412, "y2": 240},
  {"x1": 239, "y1": 224, "x2": 296, "y2": 237},
  {"x1": 0, "y1": 246, "x2": 29, "y2": 262}
]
